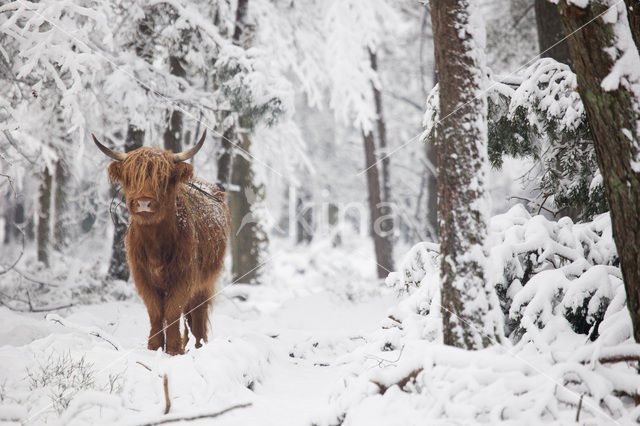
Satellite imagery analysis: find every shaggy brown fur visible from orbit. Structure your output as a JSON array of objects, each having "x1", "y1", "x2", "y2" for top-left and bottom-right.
[{"x1": 107, "y1": 147, "x2": 229, "y2": 355}]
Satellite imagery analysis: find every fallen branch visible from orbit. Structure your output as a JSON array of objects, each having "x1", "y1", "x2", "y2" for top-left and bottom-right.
[
  {"x1": 372, "y1": 368, "x2": 424, "y2": 395},
  {"x1": 136, "y1": 361, "x2": 153, "y2": 372},
  {"x1": 597, "y1": 355, "x2": 640, "y2": 364},
  {"x1": 137, "y1": 403, "x2": 252, "y2": 426}
]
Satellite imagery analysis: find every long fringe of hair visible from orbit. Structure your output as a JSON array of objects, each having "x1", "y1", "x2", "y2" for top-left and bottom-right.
[{"x1": 121, "y1": 148, "x2": 173, "y2": 196}]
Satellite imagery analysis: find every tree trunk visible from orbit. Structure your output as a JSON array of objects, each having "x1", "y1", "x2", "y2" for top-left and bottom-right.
[
  {"x1": 228, "y1": 117, "x2": 267, "y2": 284},
  {"x1": 425, "y1": 64, "x2": 439, "y2": 241},
  {"x1": 369, "y1": 49, "x2": 394, "y2": 274},
  {"x1": 37, "y1": 167, "x2": 52, "y2": 266},
  {"x1": 220, "y1": 0, "x2": 268, "y2": 284},
  {"x1": 108, "y1": 126, "x2": 144, "y2": 281},
  {"x1": 233, "y1": 0, "x2": 249, "y2": 43},
  {"x1": 108, "y1": 12, "x2": 155, "y2": 281},
  {"x1": 431, "y1": 0, "x2": 499, "y2": 349},
  {"x1": 624, "y1": 0, "x2": 640, "y2": 52},
  {"x1": 163, "y1": 56, "x2": 185, "y2": 153},
  {"x1": 53, "y1": 159, "x2": 68, "y2": 250},
  {"x1": 425, "y1": 139, "x2": 439, "y2": 240},
  {"x1": 296, "y1": 190, "x2": 313, "y2": 244},
  {"x1": 362, "y1": 129, "x2": 391, "y2": 279},
  {"x1": 535, "y1": 0, "x2": 572, "y2": 66},
  {"x1": 3, "y1": 199, "x2": 24, "y2": 244},
  {"x1": 216, "y1": 125, "x2": 234, "y2": 186},
  {"x1": 558, "y1": 0, "x2": 640, "y2": 343}
]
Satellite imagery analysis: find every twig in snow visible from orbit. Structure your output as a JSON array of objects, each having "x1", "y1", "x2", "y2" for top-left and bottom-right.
[
  {"x1": 576, "y1": 394, "x2": 583, "y2": 422},
  {"x1": 46, "y1": 314, "x2": 121, "y2": 350},
  {"x1": 137, "y1": 403, "x2": 253, "y2": 426},
  {"x1": 88, "y1": 331, "x2": 119, "y2": 350},
  {"x1": 136, "y1": 361, "x2": 153, "y2": 372},
  {"x1": 163, "y1": 375, "x2": 171, "y2": 415},
  {"x1": 365, "y1": 344, "x2": 406, "y2": 368}
]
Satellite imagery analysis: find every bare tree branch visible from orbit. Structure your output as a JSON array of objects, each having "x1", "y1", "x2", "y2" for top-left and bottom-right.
[
  {"x1": 136, "y1": 403, "x2": 253, "y2": 426},
  {"x1": 0, "y1": 173, "x2": 17, "y2": 198},
  {"x1": 512, "y1": 3, "x2": 534, "y2": 29},
  {"x1": 10, "y1": 268, "x2": 61, "y2": 287},
  {"x1": 383, "y1": 90, "x2": 423, "y2": 111},
  {"x1": 508, "y1": 196, "x2": 558, "y2": 217},
  {"x1": 2, "y1": 130, "x2": 36, "y2": 164},
  {"x1": 0, "y1": 294, "x2": 73, "y2": 313}
]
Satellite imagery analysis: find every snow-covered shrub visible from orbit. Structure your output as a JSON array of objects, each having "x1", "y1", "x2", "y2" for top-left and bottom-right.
[
  {"x1": 487, "y1": 58, "x2": 605, "y2": 220},
  {"x1": 384, "y1": 205, "x2": 620, "y2": 343},
  {"x1": 320, "y1": 206, "x2": 639, "y2": 425},
  {"x1": 486, "y1": 205, "x2": 618, "y2": 339},
  {"x1": 425, "y1": 58, "x2": 606, "y2": 220},
  {"x1": 26, "y1": 351, "x2": 123, "y2": 414}
]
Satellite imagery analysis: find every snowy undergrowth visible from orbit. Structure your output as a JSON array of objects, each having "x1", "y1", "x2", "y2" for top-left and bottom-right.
[
  {"x1": 0, "y1": 232, "x2": 395, "y2": 425},
  {"x1": 0, "y1": 237, "x2": 137, "y2": 312},
  {"x1": 315, "y1": 205, "x2": 640, "y2": 425},
  {"x1": 0, "y1": 301, "x2": 273, "y2": 425}
]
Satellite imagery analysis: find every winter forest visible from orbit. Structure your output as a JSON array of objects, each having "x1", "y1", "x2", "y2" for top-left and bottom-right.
[{"x1": 2, "y1": 0, "x2": 640, "y2": 424}]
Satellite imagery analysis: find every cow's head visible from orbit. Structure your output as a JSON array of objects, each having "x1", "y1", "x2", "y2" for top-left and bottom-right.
[{"x1": 93, "y1": 131, "x2": 206, "y2": 225}]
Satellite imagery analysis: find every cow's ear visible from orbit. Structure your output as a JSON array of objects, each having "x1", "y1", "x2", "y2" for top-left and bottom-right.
[
  {"x1": 174, "y1": 162, "x2": 193, "y2": 183},
  {"x1": 107, "y1": 161, "x2": 123, "y2": 184}
]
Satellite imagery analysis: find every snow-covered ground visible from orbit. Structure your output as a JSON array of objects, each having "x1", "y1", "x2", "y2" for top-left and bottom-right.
[
  {"x1": 0, "y1": 235, "x2": 398, "y2": 425},
  {"x1": 0, "y1": 286, "x2": 396, "y2": 425},
  {"x1": 3, "y1": 214, "x2": 640, "y2": 425}
]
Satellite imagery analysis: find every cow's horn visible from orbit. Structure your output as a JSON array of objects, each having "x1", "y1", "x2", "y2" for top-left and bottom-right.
[
  {"x1": 92, "y1": 134, "x2": 127, "y2": 161},
  {"x1": 172, "y1": 129, "x2": 207, "y2": 163}
]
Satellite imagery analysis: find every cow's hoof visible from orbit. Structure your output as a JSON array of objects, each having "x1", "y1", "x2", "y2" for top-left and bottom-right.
[
  {"x1": 166, "y1": 346, "x2": 185, "y2": 356},
  {"x1": 148, "y1": 339, "x2": 164, "y2": 351}
]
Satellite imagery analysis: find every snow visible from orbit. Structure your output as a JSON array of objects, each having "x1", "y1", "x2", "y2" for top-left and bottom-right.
[
  {"x1": 2, "y1": 210, "x2": 640, "y2": 425},
  {"x1": 0, "y1": 235, "x2": 399, "y2": 425},
  {"x1": 309, "y1": 207, "x2": 640, "y2": 425},
  {"x1": 2, "y1": 0, "x2": 640, "y2": 424},
  {"x1": 0, "y1": 291, "x2": 397, "y2": 425}
]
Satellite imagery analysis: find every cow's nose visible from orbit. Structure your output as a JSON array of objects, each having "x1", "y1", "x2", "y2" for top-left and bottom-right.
[{"x1": 136, "y1": 198, "x2": 154, "y2": 213}]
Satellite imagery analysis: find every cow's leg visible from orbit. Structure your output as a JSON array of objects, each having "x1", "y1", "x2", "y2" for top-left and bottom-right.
[
  {"x1": 164, "y1": 291, "x2": 186, "y2": 355},
  {"x1": 183, "y1": 312, "x2": 192, "y2": 348},
  {"x1": 139, "y1": 288, "x2": 164, "y2": 351},
  {"x1": 189, "y1": 290, "x2": 212, "y2": 349}
]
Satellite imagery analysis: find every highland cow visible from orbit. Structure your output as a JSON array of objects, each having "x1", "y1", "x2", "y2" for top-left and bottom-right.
[{"x1": 93, "y1": 130, "x2": 229, "y2": 355}]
